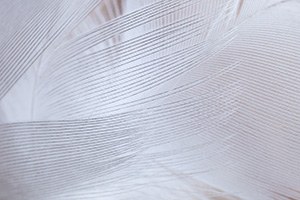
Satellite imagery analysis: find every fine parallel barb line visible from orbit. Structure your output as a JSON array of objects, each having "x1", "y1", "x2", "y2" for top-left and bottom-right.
[
  {"x1": 0, "y1": 97, "x2": 238, "y2": 179},
  {"x1": 38, "y1": 13, "x2": 207, "y2": 89},
  {"x1": 0, "y1": 0, "x2": 19, "y2": 26},
  {"x1": 50, "y1": 0, "x2": 182, "y2": 62},
  {"x1": 43, "y1": 26, "x2": 213, "y2": 97},
  {"x1": 90, "y1": 62, "x2": 241, "y2": 115},
  {"x1": 0, "y1": 156, "x2": 139, "y2": 198},
  {"x1": 0, "y1": 81, "x2": 240, "y2": 172},
  {"x1": 221, "y1": 119, "x2": 300, "y2": 177},
  {"x1": 51, "y1": 0, "x2": 209, "y2": 65},
  {"x1": 0, "y1": 82, "x2": 240, "y2": 152},
  {"x1": 0, "y1": 81, "x2": 240, "y2": 194},
  {"x1": 0, "y1": 0, "x2": 102, "y2": 100},
  {"x1": 1, "y1": 78, "x2": 240, "y2": 133},
  {"x1": 2, "y1": 86, "x2": 237, "y2": 137},
  {"x1": 38, "y1": 10, "x2": 239, "y2": 117},
  {"x1": 40, "y1": 2, "x2": 232, "y2": 88},
  {"x1": 41, "y1": 33, "x2": 235, "y2": 118},
  {"x1": 43, "y1": 55, "x2": 213, "y2": 117},
  {"x1": 42, "y1": 10, "x2": 212, "y2": 77},
  {"x1": 0, "y1": 0, "x2": 52, "y2": 52},
  {"x1": 1, "y1": 1, "x2": 300, "y2": 200},
  {"x1": 48, "y1": 1, "x2": 229, "y2": 73},
  {"x1": 0, "y1": 0, "x2": 63, "y2": 87},
  {"x1": 53, "y1": 0, "x2": 188, "y2": 50},
  {"x1": 51, "y1": 0, "x2": 104, "y2": 46}
]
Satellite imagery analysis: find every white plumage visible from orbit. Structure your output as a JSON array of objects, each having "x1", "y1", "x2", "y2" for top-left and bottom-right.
[{"x1": 0, "y1": 0, "x2": 300, "y2": 199}]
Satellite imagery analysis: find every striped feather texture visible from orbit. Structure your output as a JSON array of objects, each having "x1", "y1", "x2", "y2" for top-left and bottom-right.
[{"x1": 0, "y1": 0, "x2": 300, "y2": 199}]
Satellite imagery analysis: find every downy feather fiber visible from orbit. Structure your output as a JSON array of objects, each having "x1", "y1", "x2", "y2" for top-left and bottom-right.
[{"x1": 0, "y1": 0, "x2": 300, "y2": 199}]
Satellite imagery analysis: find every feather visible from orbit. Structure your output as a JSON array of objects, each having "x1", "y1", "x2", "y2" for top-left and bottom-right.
[{"x1": 1, "y1": 0, "x2": 300, "y2": 200}]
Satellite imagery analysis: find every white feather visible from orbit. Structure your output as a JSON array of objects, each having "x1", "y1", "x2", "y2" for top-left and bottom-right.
[{"x1": 0, "y1": 0, "x2": 300, "y2": 200}]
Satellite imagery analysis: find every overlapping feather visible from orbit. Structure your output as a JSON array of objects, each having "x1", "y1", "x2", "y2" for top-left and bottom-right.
[{"x1": 0, "y1": 0, "x2": 300, "y2": 199}]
